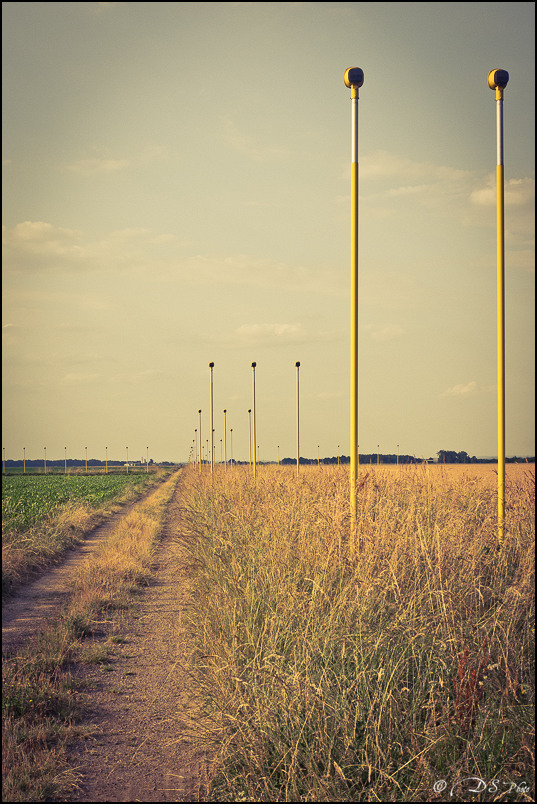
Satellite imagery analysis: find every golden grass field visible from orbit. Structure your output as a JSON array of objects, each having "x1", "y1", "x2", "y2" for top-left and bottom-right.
[
  {"x1": 2, "y1": 462, "x2": 534, "y2": 801},
  {"x1": 180, "y1": 462, "x2": 535, "y2": 801}
]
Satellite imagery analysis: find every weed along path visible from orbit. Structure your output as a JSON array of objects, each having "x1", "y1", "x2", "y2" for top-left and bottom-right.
[
  {"x1": 2, "y1": 475, "x2": 175, "y2": 656},
  {"x1": 68, "y1": 474, "x2": 210, "y2": 803}
]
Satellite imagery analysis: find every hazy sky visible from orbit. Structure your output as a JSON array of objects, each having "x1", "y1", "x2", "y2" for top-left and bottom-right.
[{"x1": 2, "y1": 2, "x2": 535, "y2": 463}]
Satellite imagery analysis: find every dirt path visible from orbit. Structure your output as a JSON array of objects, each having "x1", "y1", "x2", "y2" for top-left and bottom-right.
[
  {"x1": 2, "y1": 477, "x2": 174, "y2": 656},
  {"x1": 67, "y1": 474, "x2": 211, "y2": 802}
]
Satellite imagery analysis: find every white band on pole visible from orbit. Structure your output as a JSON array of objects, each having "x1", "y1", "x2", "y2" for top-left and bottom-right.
[
  {"x1": 351, "y1": 97, "x2": 358, "y2": 163},
  {"x1": 496, "y1": 97, "x2": 503, "y2": 166}
]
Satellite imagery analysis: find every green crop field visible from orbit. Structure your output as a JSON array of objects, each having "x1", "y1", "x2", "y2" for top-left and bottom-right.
[
  {"x1": 2, "y1": 474, "x2": 152, "y2": 535},
  {"x1": 1, "y1": 472, "x2": 167, "y2": 594}
]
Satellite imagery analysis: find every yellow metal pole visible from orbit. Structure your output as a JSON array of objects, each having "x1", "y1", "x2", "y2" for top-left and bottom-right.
[
  {"x1": 230, "y1": 429, "x2": 233, "y2": 467},
  {"x1": 126, "y1": 446, "x2": 129, "y2": 474},
  {"x1": 146, "y1": 446, "x2": 149, "y2": 474},
  {"x1": 23, "y1": 447, "x2": 26, "y2": 474},
  {"x1": 344, "y1": 68, "x2": 363, "y2": 559},
  {"x1": 248, "y1": 410, "x2": 252, "y2": 467},
  {"x1": 44, "y1": 447, "x2": 47, "y2": 474},
  {"x1": 296, "y1": 361, "x2": 300, "y2": 477},
  {"x1": 198, "y1": 410, "x2": 202, "y2": 471},
  {"x1": 223, "y1": 409, "x2": 227, "y2": 471},
  {"x1": 64, "y1": 446, "x2": 67, "y2": 474},
  {"x1": 85, "y1": 446, "x2": 88, "y2": 474},
  {"x1": 209, "y1": 363, "x2": 215, "y2": 474},
  {"x1": 251, "y1": 362, "x2": 257, "y2": 479},
  {"x1": 488, "y1": 68, "x2": 509, "y2": 551},
  {"x1": 105, "y1": 446, "x2": 108, "y2": 474}
]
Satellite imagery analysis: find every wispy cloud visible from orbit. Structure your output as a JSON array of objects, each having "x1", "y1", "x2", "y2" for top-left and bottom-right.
[
  {"x1": 470, "y1": 175, "x2": 535, "y2": 208},
  {"x1": 2, "y1": 221, "x2": 83, "y2": 264},
  {"x1": 364, "y1": 323, "x2": 406, "y2": 342},
  {"x1": 60, "y1": 372, "x2": 101, "y2": 385},
  {"x1": 361, "y1": 150, "x2": 469, "y2": 185},
  {"x1": 222, "y1": 118, "x2": 290, "y2": 161},
  {"x1": 235, "y1": 323, "x2": 303, "y2": 344},
  {"x1": 440, "y1": 381, "x2": 478, "y2": 398},
  {"x1": 65, "y1": 157, "x2": 129, "y2": 175}
]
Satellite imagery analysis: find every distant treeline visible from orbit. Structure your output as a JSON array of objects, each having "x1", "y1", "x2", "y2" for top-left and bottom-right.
[{"x1": 436, "y1": 450, "x2": 534, "y2": 464}]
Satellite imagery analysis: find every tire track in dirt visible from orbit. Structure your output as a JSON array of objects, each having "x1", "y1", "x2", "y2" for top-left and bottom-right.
[
  {"x1": 2, "y1": 475, "x2": 176, "y2": 656},
  {"x1": 68, "y1": 472, "x2": 211, "y2": 802}
]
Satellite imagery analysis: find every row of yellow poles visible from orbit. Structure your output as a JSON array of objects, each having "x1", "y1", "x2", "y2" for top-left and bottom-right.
[
  {"x1": 197, "y1": 360, "x2": 404, "y2": 473},
  {"x1": 344, "y1": 67, "x2": 509, "y2": 553}
]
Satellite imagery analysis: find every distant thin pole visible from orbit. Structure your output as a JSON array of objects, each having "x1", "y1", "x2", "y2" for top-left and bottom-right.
[
  {"x1": 198, "y1": 410, "x2": 202, "y2": 471},
  {"x1": 251, "y1": 363, "x2": 257, "y2": 478},
  {"x1": 296, "y1": 361, "x2": 300, "y2": 476},
  {"x1": 248, "y1": 410, "x2": 252, "y2": 466},
  {"x1": 223, "y1": 409, "x2": 227, "y2": 471},
  {"x1": 209, "y1": 363, "x2": 215, "y2": 473}
]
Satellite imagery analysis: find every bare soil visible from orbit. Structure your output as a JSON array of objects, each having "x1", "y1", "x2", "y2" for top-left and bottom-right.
[{"x1": 3, "y1": 472, "x2": 213, "y2": 802}]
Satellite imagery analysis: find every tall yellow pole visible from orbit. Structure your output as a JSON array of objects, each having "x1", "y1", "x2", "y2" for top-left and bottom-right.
[
  {"x1": 85, "y1": 446, "x2": 88, "y2": 474},
  {"x1": 488, "y1": 68, "x2": 509, "y2": 551},
  {"x1": 23, "y1": 447, "x2": 26, "y2": 474},
  {"x1": 248, "y1": 410, "x2": 252, "y2": 466},
  {"x1": 223, "y1": 409, "x2": 227, "y2": 470},
  {"x1": 296, "y1": 361, "x2": 300, "y2": 476},
  {"x1": 64, "y1": 446, "x2": 67, "y2": 474},
  {"x1": 209, "y1": 363, "x2": 215, "y2": 474},
  {"x1": 251, "y1": 362, "x2": 257, "y2": 479},
  {"x1": 126, "y1": 446, "x2": 129, "y2": 474},
  {"x1": 344, "y1": 68, "x2": 364, "y2": 558},
  {"x1": 44, "y1": 446, "x2": 47, "y2": 474},
  {"x1": 198, "y1": 410, "x2": 202, "y2": 471},
  {"x1": 230, "y1": 429, "x2": 233, "y2": 467},
  {"x1": 146, "y1": 446, "x2": 149, "y2": 474},
  {"x1": 105, "y1": 446, "x2": 108, "y2": 474}
]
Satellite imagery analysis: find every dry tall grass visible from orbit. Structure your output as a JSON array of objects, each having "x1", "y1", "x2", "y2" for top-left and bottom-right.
[
  {"x1": 180, "y1": 463, "x2": 535, "y2": 801},
  {"x1": 2, "y1": 471, "x2": 180, "y2": 802}
]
